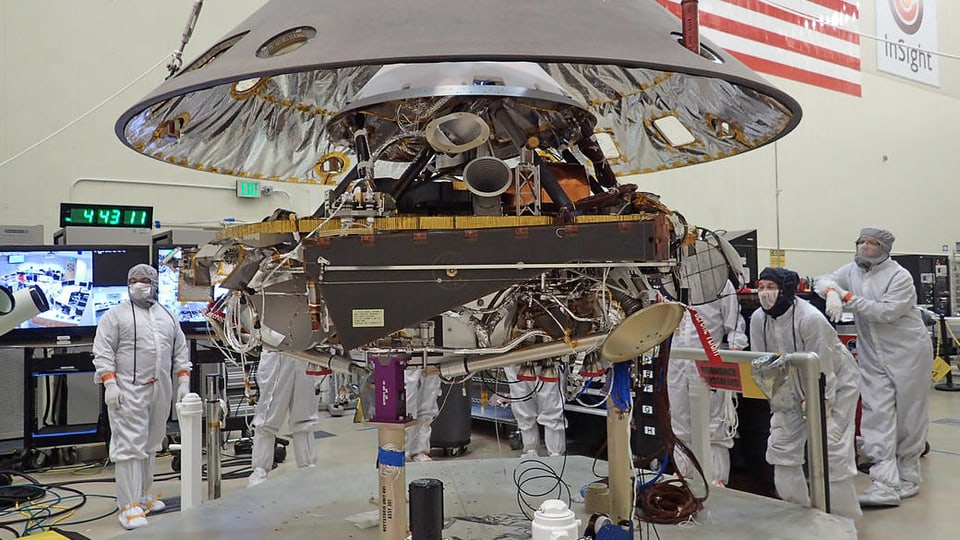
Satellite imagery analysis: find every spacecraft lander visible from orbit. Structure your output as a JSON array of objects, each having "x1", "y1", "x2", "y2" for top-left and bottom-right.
[{"x1": 115, "y1": 0, "x2": 801, "y2": 536}]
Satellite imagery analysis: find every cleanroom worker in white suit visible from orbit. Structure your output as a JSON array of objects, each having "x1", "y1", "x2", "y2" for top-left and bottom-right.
[
  {"x1": 248, "y1": 350, "x2": 322, "y2": 486},
  {"x1": 503, "y1": 361, "x2": 566, "y2": 458},
  {"x1": 93, "y1": 264, "x2": 191, "y2": 530},
  {"x1": 668, "y1": 279, "x2": 747, "y2": 485},
  {"x1": 405, "y1": 368, "x2": 442, "y2": 461},
  {"x1": 816, "y1": 227, "x2": 933, "y2": 507},
  {"x1": 751, "y1": 267, "x2": 861, "y2": 520}
]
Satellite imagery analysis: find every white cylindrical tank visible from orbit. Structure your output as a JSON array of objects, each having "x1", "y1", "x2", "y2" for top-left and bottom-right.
[
  {"x1": 532, "y1": 499, "x2": 581, "y2": 540},
  {"x1": 175, "y1": 393, "x2": 203, "y2": 511}
]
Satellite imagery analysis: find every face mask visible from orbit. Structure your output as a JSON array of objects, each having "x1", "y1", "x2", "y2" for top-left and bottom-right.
[
  {"x1": 758, "y1": 290, "x2": 778, "y2": 310},
  {"x1": 129, "y1": 282, "x2": 154, "y2": 303},
  {"x1": 855, "y1": 239, "x2": 888, "y2": 270}
]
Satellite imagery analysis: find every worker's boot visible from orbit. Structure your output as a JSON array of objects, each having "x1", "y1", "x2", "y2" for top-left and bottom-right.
[
  {"x1": 774, "y1": 465, "x2": 811, "y2": 506},
  {"x1": 118, "y1": 503, "x2": 148, "y2": 530},
  {"x1": 857, "y1": 481, "x2": 900, "y2": 507}
]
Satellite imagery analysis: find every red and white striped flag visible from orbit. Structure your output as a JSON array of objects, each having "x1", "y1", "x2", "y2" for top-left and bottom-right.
[{"x1": 655, "y1": 0, "x2": 862, "y2": 97}]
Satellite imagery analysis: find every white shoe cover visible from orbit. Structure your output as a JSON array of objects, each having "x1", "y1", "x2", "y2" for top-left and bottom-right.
[
  {"x1": 247, "y1": 467, "x2": 269, "y2": 488},
  {"x1": 774, "y1": 465, "x2": 811, "y2": 507},
  {"x1": 829, "y1": 480, "x2": 862, "y2": 520},
  {"x1": 118, "y1": 505, "x2": 148, "y2": 530},
  {"x1": 858, "y1": 482, "x2": 900, "y2": 507},
  {"x1": 898, "y1": 481, "x2": 919, "y2": 499},
  {"x1": 140, "y1": 494, "x2": 165, "y2": 513}
]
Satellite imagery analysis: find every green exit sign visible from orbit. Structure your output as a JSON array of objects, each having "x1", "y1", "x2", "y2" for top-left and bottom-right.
[{"x1": 236, "y1": 179, "x2": 261, "y2": 198}]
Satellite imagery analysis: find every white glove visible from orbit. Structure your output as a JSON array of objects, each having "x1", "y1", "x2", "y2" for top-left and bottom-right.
[
  {"x1": 825, "y1": 290, "x2": 843, "y2": 323},
  {"x1": 103, "y1": 379, "x2": 121, "y2": 411},
  {"x1": 176, "y1": 375, "x2": 191, "y2": 402},
  {"x1": 815, "y1": 279, "x2": 839, "y2": 297},
  {"x1": 831, "y1": 284, "x2": 850, "y2": 301}
]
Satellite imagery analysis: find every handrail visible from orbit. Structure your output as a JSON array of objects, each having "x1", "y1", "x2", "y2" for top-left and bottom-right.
[{"x1": 670, "y1": 348, "x2": 828, "y2": 513}]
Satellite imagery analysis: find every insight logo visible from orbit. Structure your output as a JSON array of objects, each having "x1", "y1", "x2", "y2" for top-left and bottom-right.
[
  {"x1": 890, "y1": 0, "x2": 924, "y2": 35},
  {"x1": 882, "y1": 0, "x2": 934, "y2": 74}
]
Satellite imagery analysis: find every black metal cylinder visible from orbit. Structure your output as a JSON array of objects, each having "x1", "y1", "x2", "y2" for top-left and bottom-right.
[{"x1": 409, "y1": 478, "x2": 444, "y2": 540}]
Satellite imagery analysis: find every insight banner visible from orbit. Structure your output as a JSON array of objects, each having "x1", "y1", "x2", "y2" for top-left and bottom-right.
[{"x1": 876, "y1": 0, "x2": 940, "y2": 87}]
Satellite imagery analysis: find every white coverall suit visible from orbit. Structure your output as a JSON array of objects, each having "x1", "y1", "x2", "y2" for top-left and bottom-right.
[
  {"x1": 405, "y1": 368, "x2": 442, "y2": 460},
  {"x1": 819, "y1": 258, "x2": 933, "y2": 502},
  {"x1": 750, "y1": 298, "x2": 862, "y2": 519},
  {"x1": 93, "y1": 300, "x2": 190, "y2": 513},
  {"x1": 502, "y1": 363, "x2": 566, "y2": 457},
  {"x1": 249, "y1": 351, "x2": 321, "y2": 484},
  {"x1": 668, "y1": 280, "x2": 747, "y2": 484}
]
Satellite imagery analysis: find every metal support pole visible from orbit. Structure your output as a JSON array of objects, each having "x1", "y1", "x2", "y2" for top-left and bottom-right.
[
  {"x1": 606, "y1": 397, "x2": 633, "y2": 524},
  {"x1": 687, "y1": 377, "x2": 712, "y2": 484},
  {"x1": 797, "y1": 355, "x2": 827, "y2": 512},
  {"x1": 205, "y1": 374, "x2": 222, "y2": 500}
]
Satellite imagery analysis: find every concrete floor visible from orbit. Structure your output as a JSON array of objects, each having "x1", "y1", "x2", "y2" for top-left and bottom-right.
[{"x1": 8, "y1": 382, "x2": 960, "y2": 540}]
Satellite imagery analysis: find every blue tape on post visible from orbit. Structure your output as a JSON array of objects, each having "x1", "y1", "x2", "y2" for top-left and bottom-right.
[
  {"x1": 611, "y1": 361, "x2": 633, "y2": 411},
  {"x1": 377, "y1": 447, "x2": 406, "y2": 468}
]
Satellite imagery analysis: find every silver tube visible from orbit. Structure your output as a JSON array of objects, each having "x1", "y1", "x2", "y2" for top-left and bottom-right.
[
  {"x1": 431, "y1": 333, "x2": 607, "y2": 378},
  {"x1": 415, "y1": 330, "x2": 549, "y2": 357},
  {"x1": 669, "y1": 348, "x2": 768, "y2": 363},
  {"x1": 668, "y1": 348, "x2": 827, "y2": 511},
  {"x1": 285, "y1": 350, "x2": 369, "y2": 377},
  {"x1": 359, "y1": 330, "x2": 553, "y2": 365},
  {"x1": 205, "y1": 374, "x2": 222, "y2": 500}
]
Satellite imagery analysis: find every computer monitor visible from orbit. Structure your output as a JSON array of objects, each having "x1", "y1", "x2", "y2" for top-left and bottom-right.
[
  {"x1": 0, "y1": 245, "x2": 150, "y2": 343},
  {"x1": 154, "y1": 245, "x2": 217, "y2": 334}
]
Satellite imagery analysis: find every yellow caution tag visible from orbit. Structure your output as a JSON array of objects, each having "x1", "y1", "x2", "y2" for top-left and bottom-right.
[{"x1": 932, "y1": 356, "x2": 952, "y2": 382}]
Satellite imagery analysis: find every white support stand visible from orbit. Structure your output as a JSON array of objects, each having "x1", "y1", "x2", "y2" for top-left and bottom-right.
[
  {"x1": 176, "y1": 393, "x2": 204, "y2": 511},
  {"x1": 370, "y1": 422, "x2": 410, "y2": 540},
  {"x1": 688, "y1": 377, "x2": 713, "y2": 483},
  {"x1": 606, "y1": 399, "x2": 633, "y2": 524}
]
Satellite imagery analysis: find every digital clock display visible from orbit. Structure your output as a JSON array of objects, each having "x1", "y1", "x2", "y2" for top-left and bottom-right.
[{"x1": 59, "y1": 203, "x2": 154, "y2": 228}]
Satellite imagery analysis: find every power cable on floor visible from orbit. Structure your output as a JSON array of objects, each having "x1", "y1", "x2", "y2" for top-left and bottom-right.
[{"x1": 512, "y1": 453, "x2": 571, "y2": 520}]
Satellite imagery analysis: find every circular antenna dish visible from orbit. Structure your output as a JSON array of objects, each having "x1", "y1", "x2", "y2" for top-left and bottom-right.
[{"x1": 601, "y1": 302, "x2": 684, "y2": 362}]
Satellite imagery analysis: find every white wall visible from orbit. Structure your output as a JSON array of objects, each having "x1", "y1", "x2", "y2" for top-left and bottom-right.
[
  {"x1": 1, "y1": 0, "x2": 959, "y2": 278},
  {"x1": 0, "y1": 0, "x2": 307, "y2": 237}
]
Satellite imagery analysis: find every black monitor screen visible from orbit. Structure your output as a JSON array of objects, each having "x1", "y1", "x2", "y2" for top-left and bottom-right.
[
  {"x1": 0, "y1": 245, "x2": 150, "y2": 343},
  {"x1": 93, "y1": 249, "x2": 149, "y2": 286}
]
